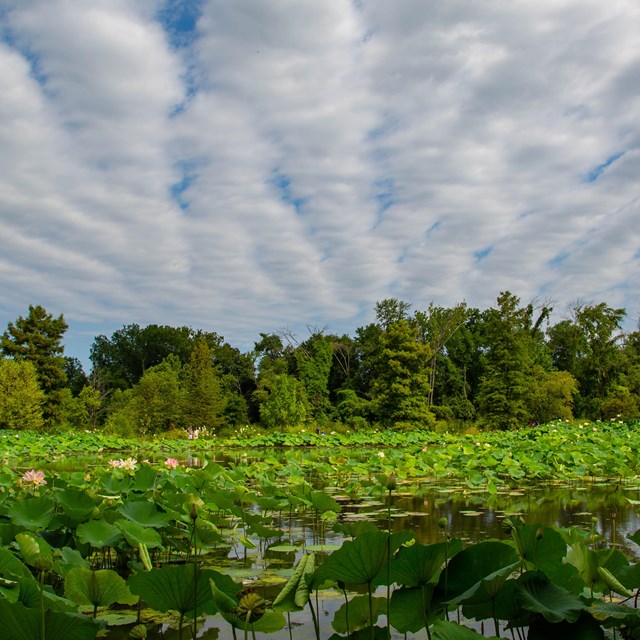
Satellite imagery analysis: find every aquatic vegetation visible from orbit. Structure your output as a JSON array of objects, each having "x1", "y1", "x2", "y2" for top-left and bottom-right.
[{"x1": 0, "y1": 421, "x2": 640, "y2": 637}]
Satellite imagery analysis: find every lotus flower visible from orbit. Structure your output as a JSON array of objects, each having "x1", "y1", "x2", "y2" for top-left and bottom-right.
[
  {"x1": 164, "y1": 457, "x2": 179, "y2": 469},
  {"x1": 20, "y1": 469, "x2": 47, "y2": 488}
]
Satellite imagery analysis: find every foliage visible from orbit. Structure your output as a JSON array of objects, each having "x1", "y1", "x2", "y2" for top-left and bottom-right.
[{"x1": 0, "y1": 359, "x2": 45, "y2": 430}]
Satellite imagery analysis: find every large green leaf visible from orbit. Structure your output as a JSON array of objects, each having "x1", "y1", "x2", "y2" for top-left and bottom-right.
[
  {"x1": 527, "y1": 611, "x2": 604, "y2": 639},
  {"x1": 515, "y1": 570, "x2": 585, "y2": 623},
  {"x1": 15, "y1": 532, "x2": 53, "y2": 572},
  {"x1": 116, "y1": 519, "x2": 163, "y2": 549},
  {"x1": 55, "y1": 488, "x2": 98, "y2": 524},
  {"x1": 431, "y1": 619, "x2": 494, "y2": 639},
  {"x1": 443, "y1": 540, "x2": 519, "y2": 602},
  {"x1": 128, "y1": 564, "x2": 219, "y2": 617},
  {"x1": 273, "y1": 553, "x2": 315, "y2": 612},
  {"x1": 0, "y1": 599, "x2": 99, "y2": 640},
  {"x1": 64, "y1": 568, "x2": 138, "y2": 609},
  {"x1": 0, "y1": 547, "x2": 32, "y2": 579},
  {"x1": 511, "y1": 524, "x2": 567, "y2": 574},
  {"x1": 76, "y1": 519, "x2": 123, "y2": 549},
  {"x1": 389, "y1": 540, "x2": 449, "y2": 587},
  {"x1": 118, "y1": 501, "x2": 173, "y2": 528},
  {"x1": 389, "y1": 585, "x2": 438, "y2": 633},
  {"x1": 314, "y1": 529, "x2": 411, "y2": 587},
  {"x1": 8, "y1": 497, "x2": 54, "y2": 530},
  {"x1": 332, "y1": 595, "x2": 386, "y2": 633}
]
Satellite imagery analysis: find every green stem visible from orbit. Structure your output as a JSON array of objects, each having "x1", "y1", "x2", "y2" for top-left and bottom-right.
[
  {"x1": 421, "y1": 585, "x2": 432, "y2": 640},
  {"x1": 39, "y1": 570, "x2": 46, "y2": 640},
  {"x1": 308, "y1": 597, "x2": 321, "y2": 640}
]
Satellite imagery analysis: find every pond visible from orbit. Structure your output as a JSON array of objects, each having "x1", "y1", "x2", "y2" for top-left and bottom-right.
[
  {"x1": 11, "y1": 444, "x2": 640, "y2": 639},
  {"x1": 99, "y1": 478, "x2": 640, "y2": 639}
]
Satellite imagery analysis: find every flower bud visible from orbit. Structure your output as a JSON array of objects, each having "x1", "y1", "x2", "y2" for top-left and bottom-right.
[
  {"x1": 190, "y1": 504, "x2": 198, "y2": 521},
  {"x1": 386, "y1": 473, "x2": 396, "y2": 491}
]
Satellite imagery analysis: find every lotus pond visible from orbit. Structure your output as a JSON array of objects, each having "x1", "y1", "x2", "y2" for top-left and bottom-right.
[{"x1": 2, "y1": 420, "x2": 640, "y2": 639}]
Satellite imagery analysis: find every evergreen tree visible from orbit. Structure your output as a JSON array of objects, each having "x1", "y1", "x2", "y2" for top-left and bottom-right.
[
  {"x1": 0, "y1": 358, "x2": 45, "y2": 430},
  {"x1": 370, "y1": 319, "x2": 434, "y2": 428},
  {"x1": 184, "y1": 339, "x2": 226, "y2": 433},
  {"x1": 2, "y1": 305, "x2": 68, "y2": 393}
]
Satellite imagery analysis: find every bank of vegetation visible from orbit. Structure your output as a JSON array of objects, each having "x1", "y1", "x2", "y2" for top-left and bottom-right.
[{"x1": 1, "y1": 292, "x2": 639, "y2": 435}]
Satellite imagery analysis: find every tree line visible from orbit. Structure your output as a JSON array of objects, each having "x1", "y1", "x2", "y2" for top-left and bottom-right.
[{"x1": 1, "y1": 292, "x2": 639, "y2": 434}]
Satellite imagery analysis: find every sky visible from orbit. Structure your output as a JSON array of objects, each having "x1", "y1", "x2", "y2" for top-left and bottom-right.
[{"x1": 1, "y1": 0, "x2": 639, "y2": 370}]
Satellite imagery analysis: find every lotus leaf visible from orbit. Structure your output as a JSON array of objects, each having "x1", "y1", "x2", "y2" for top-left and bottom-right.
[
  {"x1": 76, "y1": 518, "x2": 123, "y2": 549},
  {"x1": 331, "y1": 594, "x2": 386, "y2": 633},
  {"x1": 65, "y1": 567, "x2": 138, "y2": 611},
  {"x1": 431, "y1": 619, "x2": 495, "y2": 639},
  {"x1": 389, "y1": 540, "x2": 451, "y2": 587},
  {"x1": 0, "y1": 599, "x2": 99, "y2": 640},
  {"x1": 273, "y1": 552, "x2": 315, "y2": 612},
  {"x1": 9, "y1": 497, "x2": 54, "y2": 530},
  {"x1": 128, "y1": 564, "x2": 222, "y2": 617},
  {"x1": 118, "y1": 501, "x2": 173, "y2": 528},
  {"x1": 389, "y1": 584, "x2": 438, "y2": 633},
  {"x1": 314, "y1": 529, "x2": 412, "y2": 587},
  {"x1": 116, "y1": 519, "x2": 163, "y2": 549},
  {"x1": 527, "y1": 611, "x2": 604, "y2": 639},
  {"x1": 515, "y1": 570, "x2": 585, "y2": 623}
]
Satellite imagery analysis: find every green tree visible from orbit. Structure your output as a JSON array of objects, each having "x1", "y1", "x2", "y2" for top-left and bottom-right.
[
  {"x1": 294, "y1": 333, "x2": 333, "y2": 420},
  {"x1": 369, "y1": 319, "x2": 435, "y2": 428},
  {"x1": 259, "y1": 373, "x2": 308, "y2": 430},
  {"x1": 547, "y1": 302, "x2": 626, "y2": 418},
  {"x1": 476, "y1": 293, "x2": 551, "y2": 429},
  {"x1": 89, "y1": 324, "x2": 220, "y2": 390},
  {"x1": 524, "y1": 366, "x2": 578, "y2": 423},
  {"x1": 414, "y1": 302, "x2": 470, "y2": 407},
  {"x1": 1, "y1": 305, "x2": 68, "y2": 392},
  {"x1": 184, "y1": 339, "x2": 226, "y2": 433},
  {"x1": 128, "y1": 355, "x2": 186, "y2": 434},
  {"x1": 0, "y1": 359, "x2": 45, "y2": 430}
]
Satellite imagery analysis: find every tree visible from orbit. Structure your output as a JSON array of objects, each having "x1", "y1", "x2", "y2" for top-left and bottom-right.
[
  {"x1": 128, "y1": 355, "x2": 186, "y2": 434},
  {"x1": 369, "y1": 319, "x2": 435, "y2": 428},
  {"x1": 1, "y1": 305, "x2": 68, "y2": 394},
  {"x1": 184, "y1": 339, "x2": 226, "y2": 433},
  {"x1": 375, "y1": 298, "x2": 412, "y2": 329},
  {"x1": 476, "y1": 292, "x2": 551, "y2": 429},
  {"x1": 89, "y1": 324, "x2": 221, "y2": 390},
  {"x1": 0, "y1": 359, "x2": 45, "y2": 430},
  {"x1": 63, "y1": 357, "x2": 89, "y2": 396},
  {"x1": 294, "y1": 333, "x2": 333, "y2": 420},
  {"x1": 547, "y1": 302, "x2": 626, "y2": 418},
  {"x1": 259, "y1": 374, "x2": 308, "y2": 430},
  {"x1": 414, "y1": 302, "x2": 470, "y2": 407}
]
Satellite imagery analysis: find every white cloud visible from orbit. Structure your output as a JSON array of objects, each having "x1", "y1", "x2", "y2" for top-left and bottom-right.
[{"x1": 0, "y1": 0, "x2": 638, "y2": 365}]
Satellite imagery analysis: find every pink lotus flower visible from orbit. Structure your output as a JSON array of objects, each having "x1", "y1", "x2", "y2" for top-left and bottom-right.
[
  {"x1": 20, "y1": 469, "x2": 47, "y2": 488},
  {"x1": 164, "y1": 457, "x2": 179, "y2": 469},
  {"x1": 108, "y1": 459, "x2": 122, "y2": 468}
]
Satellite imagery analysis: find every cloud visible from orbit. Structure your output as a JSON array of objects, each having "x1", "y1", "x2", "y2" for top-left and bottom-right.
[{"x1": 0, "y1": 0, "x2": 638, "y2": 367}]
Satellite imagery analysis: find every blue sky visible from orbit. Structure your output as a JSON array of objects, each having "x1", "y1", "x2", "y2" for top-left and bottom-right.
[{"x1": 0, "y1": 0, "x2": 638, "y2": 369}]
